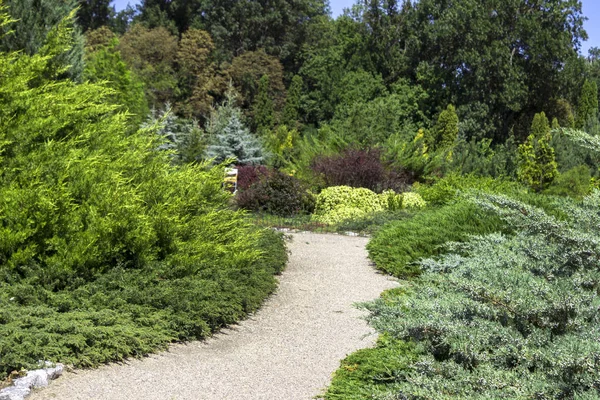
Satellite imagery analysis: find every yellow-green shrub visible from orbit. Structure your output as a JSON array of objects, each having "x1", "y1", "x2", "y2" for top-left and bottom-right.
[
  {"x1": 380, "y1": 189, "x2": 403, "y2": 211},
  {"x1": 401, "y1": 192, "x2": 426, "y2": 209},
  {"x1": 314, "y1": 186, "x2": 385, "y2": 215},
  {"x1": 312, "y1": 186, "x2": 385, "y2": 225},
  {"x1": 314, "y1": 206, "x2": 367, "y2": 225}
]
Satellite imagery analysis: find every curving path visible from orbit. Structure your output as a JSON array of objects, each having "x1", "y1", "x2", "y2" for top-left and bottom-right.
[{"x1": 30, "y1": 233, "x2": 398, "y2": 400}]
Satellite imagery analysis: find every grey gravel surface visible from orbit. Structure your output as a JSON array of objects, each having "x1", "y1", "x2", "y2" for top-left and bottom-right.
[{"x1": 30, "y1": 232, "x2": 398, "y2": 400}]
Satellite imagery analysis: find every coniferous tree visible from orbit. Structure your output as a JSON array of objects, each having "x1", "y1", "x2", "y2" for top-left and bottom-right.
[
  {"x1": 145, "y1": 105, "x2": 205, "y2": 164},
  {"x1": 432, "y1": 104, "x2": 459, "y2": 151},
  {"x1": 206, "y1": 90, "x2": 265, "y2": 165},
  {"x1": 83, "y1": 36, "x2": 148, "y2": 127},
  {"x1": 77, "y1": 0, "x2": 111, "y2": 32},
  {"x1": 517, "y1": 112, "x2": 558, "y2": 191},
  {"x1": 0, "y1": 0, "x2": 84, "y2": 81},
  {"x1": 253, "y1": 74, "x2": 274, "y2": 135},
  {"x1": 576, "y1": 79, "x2": 599, "y2": 129},
  {"x1": 552, "y1": 117, "x2": 560, "y2": 129},
  {"x1": 283, "y1": 75, "x2": 303, "y2": 127}
]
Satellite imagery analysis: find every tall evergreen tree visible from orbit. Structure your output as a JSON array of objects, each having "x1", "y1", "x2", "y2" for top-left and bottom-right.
[
  {"x1": 283, "y1": 75, "x2": 303, "y2": 127},
  {"x1": 576, "y1": 79, "x2": 599, "y2": 129},
  {"x1": 0, "y1": 0, "x2": 85, "y2": 81},
  {"x1": 77, "y1": 0, "x2": 111, "y2": 32},
  {"x1": 253, "y1": 74, "x2": 274, "y2": 134}
]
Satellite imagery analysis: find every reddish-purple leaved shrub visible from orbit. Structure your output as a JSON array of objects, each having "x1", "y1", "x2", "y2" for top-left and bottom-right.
[
  {"x1": 237, "y1": 165, "x2": 269, "y2": 191},
  {"x1": 311, "y1": 148, "x2": 412, "y2": 192},
  {"x1": 235, "y1": 166, "x2": 315, "y2": 216}
]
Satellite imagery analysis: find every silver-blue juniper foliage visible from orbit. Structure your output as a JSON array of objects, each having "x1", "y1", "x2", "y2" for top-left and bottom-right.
[{"x1": 362, "y1": 190, "x2": 600, "y2": 399}]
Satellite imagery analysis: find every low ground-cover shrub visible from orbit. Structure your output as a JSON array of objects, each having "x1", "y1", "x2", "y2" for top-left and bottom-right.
[
  {"x1": 325, "y1": 332, "x2": 422, "y2": 400},
  {"x1": 235, "y1": 166, "x2": 315, "y2": 216},
  {"x1": 0, "y1": 21, "x2": 287, "y2": 379},
  {"x1": 413, "y1": 173, "x2": 526, "y2": 206},
  {"x1": 350, "y1": 193, "x2": 600, "y2": 398},
  {"x1": 367, "y1": 200, "x2": 506, "y2": 277}
]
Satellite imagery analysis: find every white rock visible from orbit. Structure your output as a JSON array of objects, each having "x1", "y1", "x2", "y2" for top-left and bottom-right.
[
  {"x1": 0, "y1": 386, "x2": 31, "y2": 400},
  {"x1": 0, "y1": 362, "x2": 64, "y2": 400},
  {"x1": 45, "y1": 364, "x2": 63, "y2": 380},
  {"x1": 13, "y1": 370, "x2": 48, "y2": 389}
]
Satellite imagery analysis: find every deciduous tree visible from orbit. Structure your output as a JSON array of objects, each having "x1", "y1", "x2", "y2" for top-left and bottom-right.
[{"x1": 118, "y1": 24, "x2": 178, "y2": 108}]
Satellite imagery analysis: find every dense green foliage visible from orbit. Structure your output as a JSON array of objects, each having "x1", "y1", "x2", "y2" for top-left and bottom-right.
[
  {"x1": 576, "y1": 79, "x2": 599, "y2": 128},
  {"x1": 367, "y1": 200, "x2": 505, "y2": 277},
  {"x1": 350, "y1": 193, "x2": 600, "y2": 398},
  {"x1": 77, "y1": 0, "x2": 111, "y2": 32},
  {"x1": 4, "y1": 0, "x2": 600, "y2": 393},
  {"x1": 0, "y1": 10, "x2": 286, "y2": 378},
  {"x1": 83, "y1": 36, "x2": 148, "y2": 127},
  {"x1": 517, "y1": 112, "x2": 558, "y2": 191},
  {"x1": 325, "y1": 331, "x2": 422, "y2": 399},
  {"x1": 0, "y1": 0, "x2": 84, "y2": 81}
]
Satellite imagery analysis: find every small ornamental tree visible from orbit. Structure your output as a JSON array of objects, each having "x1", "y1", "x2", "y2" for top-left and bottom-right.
[
  {"x1": 576, "y1": 79, "x2": 599, "y2": 128},
  {"x1": 517, "y1": 112, "x2": 558, "y2": 191},
  {"x1": 432, "y1": 104, "x2": 459, "y2": 151},
  {"x1": 144, "y1": 105, "x2": 205, "y2": 165},
  {"x1": 206, "y1": 90, "x2": 265, "y2": 165}
]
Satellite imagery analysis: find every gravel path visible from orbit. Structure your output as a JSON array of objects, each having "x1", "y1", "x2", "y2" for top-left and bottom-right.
[{"x1": 30, "y1": 233, "x2": 398, "y2": 400}]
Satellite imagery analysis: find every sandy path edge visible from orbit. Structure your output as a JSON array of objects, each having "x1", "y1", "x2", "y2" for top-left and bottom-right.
[{"x1": 30, "y1": 232, "x2": 398, "y2": 400}]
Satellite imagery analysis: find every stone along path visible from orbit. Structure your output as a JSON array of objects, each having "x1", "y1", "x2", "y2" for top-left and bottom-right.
[{"x1": 30, "y1": 233, "x2": 398, "y2": 400}]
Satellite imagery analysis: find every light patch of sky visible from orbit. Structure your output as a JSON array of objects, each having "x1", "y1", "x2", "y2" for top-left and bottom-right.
[
  {"x1": 112, "y1": 0, "x2": 139, "y2": 11},
  {"x1": 113, "y1": 0, "x2": 598, "y2": 55}
]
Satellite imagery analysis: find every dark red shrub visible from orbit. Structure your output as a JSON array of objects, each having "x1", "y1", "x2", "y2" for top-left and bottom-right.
[
  {"x1": 237, "y1": 165, "x2": 269, "y2": 190},
  {"x1": 310, "y1": 148, "x2": 412, "y2": 192},
  {"x1": 236, "y1": 167, "x2": 315, "y2": 216}
]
